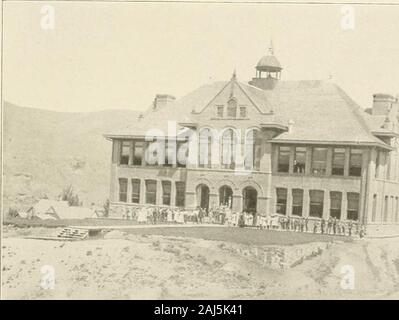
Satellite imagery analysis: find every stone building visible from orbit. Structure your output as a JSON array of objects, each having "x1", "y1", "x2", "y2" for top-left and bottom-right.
[{"x1": 104, "y1": 44, "x2": 399, "y2": 236}]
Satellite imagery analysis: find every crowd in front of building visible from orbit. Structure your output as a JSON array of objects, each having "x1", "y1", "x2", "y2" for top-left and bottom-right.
[{"x1": 120, "y1": 204, "x2": 364, "y2": 237}]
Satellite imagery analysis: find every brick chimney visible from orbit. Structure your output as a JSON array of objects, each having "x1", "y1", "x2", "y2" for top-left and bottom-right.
[
  {"x1": 372, "y1": 93, "x2": 397, "y2": 116},
  {"x1": 152, "y1": 94, "x2": 176, "y2": 111}
]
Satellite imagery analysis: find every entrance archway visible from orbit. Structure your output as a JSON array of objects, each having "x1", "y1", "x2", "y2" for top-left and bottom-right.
[
  {"x1": 196, "y1": 184, "x2": 210, "y2": 211},
  {"x1": 219, "y1": 185, "x2": 233, "y2": 208},
  {"x1": 243, "y1": 186, "x2": 258, "y2": 213}
]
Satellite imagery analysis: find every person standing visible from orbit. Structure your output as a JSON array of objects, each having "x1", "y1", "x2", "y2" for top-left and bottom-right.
[{"x1": 321, "y1": 218, "x2": 326, "y2": 234}]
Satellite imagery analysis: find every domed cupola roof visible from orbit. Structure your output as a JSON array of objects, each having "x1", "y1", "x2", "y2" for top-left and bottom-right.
[{"x1": 256, "y1": 41, "x2": 282, "y2": 72}]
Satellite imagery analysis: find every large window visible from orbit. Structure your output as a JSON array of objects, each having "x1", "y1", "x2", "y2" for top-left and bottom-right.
[
  {"x1": 292, "y1": 189, "x2": 303, "y2": 216},
  {"x1": 120, "y1": 141, "x2": 131, "y2": 165},
  {"x1": 162, "y1": 181, "x2": 171, "y2": 205},
  {"x1": 293, "y1": 147, "x2": 306, "y2": 174},
  {"x1": 164, "y1": 140, "x2": 176, "y2": 167},
  {"x1": 145, "y1": 180, "x2": 157, "y2": 205},
  {"x1": 347, "y1": 192, "x2": 359, "y2": 221},
  {"x1": 277, "y1": 146, "x2": 290, "y2": 173},
  {"x1": 132, "y1": 141, "x2": 144, "y2": 165},
  {"x1": 276, "y1": 188, "x2": 287, "y2": 215},
  {"x1": 330, "y1": 191, "x2": 342, "y2": 219},
  {"x1": 177, "y1": 141, "x2": 188, "y2": 168},
  {"x1": 312, "y1": 148, "x2": 327, "y2": 175},
  {"x1": 221, "y1": 129, "x2": 236, "y2": 170},
  {"x1": 119, "y1": 178, "x2": 128, "y2": 202},
  {"x1": 332, "y1": 148, "x2": 345, "y2": 176},
  {"x1": 244, "y1": 130, "x2": 261, "y2": 171},
  {"x1": 309, "y1": 190, "x2": 324, "y2": 218},
  {"x1": 349, "y1": 149, "x2": 362, "y2": 177},
  {"x1": 227, "y1": 99, "x2": 237, "y2": 117},
  {"x1": 131, "y1": 179, "x2": 140, "y2": 203},
  {"x1": 199, "y1": 129, "x2": 212, "y2": 168},
  {"x1": 175, "y1": 182, "x2": 186, "y2": 207}
]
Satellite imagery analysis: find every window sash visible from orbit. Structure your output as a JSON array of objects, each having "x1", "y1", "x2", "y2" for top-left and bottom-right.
[
  {"x1": 120, "y1": 141, "x2": 131, "y2": 165},
  {"x1": 162, "y1": 181, "x2": 171, "y2": 205},
  {"x1": 278, "y1": 147, "x2": 290, "y2": 173},
  {"x1": 175, "y1": 182, "x2": 185, "y2": 207},
  {"x1": 145, "y1": 180, "x2": 157, "y2": 204},
  {"x1": 131, "y1": 179, "x2": 140, "y2": 203},
  {"x1": 119, "y1": 178, "x2": 128, "y2": 202}
]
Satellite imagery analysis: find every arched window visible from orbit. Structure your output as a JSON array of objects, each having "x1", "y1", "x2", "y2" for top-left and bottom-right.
[
  {"x1": 219, "y1": 185, "x2": 233, "y2": 208},
  {"x1": 199, "y1": 128, "x2": 212, "y2": 168},
  {"x1": 227, "y1": 98, "x2": 237, "y2": 118},
  {"x1": 244, "y1": 129, "x2": 261, "y2": 171},
  {"x1": 221, "y1": 129, "x2": 236, "y2": 170}
]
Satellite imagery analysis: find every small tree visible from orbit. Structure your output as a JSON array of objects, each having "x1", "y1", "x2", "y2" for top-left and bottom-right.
[{"x1": 61, "y1": 185, "x2": 81, "y2": 207}]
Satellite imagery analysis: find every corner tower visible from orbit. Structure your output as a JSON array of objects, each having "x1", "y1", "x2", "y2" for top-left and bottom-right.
[{"x1": 249, "y1": 41, "x2": 282, "y2": 90}]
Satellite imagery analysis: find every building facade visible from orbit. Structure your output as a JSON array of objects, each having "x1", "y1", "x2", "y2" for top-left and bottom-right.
[{"x1": 104, "y1": 45, "x2": 399, "y2": 236}]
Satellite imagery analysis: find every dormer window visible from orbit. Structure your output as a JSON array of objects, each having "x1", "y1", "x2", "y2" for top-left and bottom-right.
[
  {"x1": 240, "y1": 106, "x2": 247, "y2": 118},
  {"x1": 216, "y1": 105, "x2": 224, "y2": 118},
  {"x1": 227, "y1": 98, "x2": 237, "y2": 117}
]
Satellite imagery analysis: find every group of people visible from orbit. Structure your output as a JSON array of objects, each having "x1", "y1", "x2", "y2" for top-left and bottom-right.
[{"x1": 120, "y1": 205, "x2": 362, "y2": 237}]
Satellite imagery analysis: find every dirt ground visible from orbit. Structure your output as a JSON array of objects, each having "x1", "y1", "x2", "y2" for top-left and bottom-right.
[{"x1": 2, "y1": 226, "x2": 399, "y2": 300}]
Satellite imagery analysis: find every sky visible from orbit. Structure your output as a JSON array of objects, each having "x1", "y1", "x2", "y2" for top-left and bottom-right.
[{"x1": 3, "y1": 1, "x2": 399, "y2": 113}]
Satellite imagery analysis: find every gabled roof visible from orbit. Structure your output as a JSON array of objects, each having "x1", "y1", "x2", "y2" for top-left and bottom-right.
[{"x1": 104, "y1": 77, "x2": 391, "y2": 149}]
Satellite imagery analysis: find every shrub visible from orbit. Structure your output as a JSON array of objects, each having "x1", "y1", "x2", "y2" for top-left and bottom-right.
[{"x1": 60, "y1": 185, "x2": 82, "y2": 207}]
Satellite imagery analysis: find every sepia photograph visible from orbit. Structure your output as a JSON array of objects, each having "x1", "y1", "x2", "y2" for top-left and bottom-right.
[{"x1": 1, "y1": 0, "x2": 399, "y2": 303}]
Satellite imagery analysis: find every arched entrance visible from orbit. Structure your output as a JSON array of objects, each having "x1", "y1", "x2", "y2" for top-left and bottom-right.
[
  {"x1": 219, "y1": 185, "x2": 233, "y2": 208},
  {"x1": 243, "y1": 186, "x2": 258, "y2": 213},
  {"x1": 196, "y1": 184, "x2": 210, "y2": 211}
]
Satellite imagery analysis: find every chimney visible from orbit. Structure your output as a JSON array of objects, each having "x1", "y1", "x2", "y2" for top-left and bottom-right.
[
  {"x1": 372, "y1": 93, "x2": 397, "y2": 116},
  {"x1": 152, "y1": 94, "x2": 176, "y2": 111},
  {"x1": 288, "y1": 119, "x2": 295, "y2": 134}
]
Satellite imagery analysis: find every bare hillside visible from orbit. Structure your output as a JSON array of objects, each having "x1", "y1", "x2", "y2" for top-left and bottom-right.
[{"x1": 3, "y1": 102, "x2": 139, "y2": 211}]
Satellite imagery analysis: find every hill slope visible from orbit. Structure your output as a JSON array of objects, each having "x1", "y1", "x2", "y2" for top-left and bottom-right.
[{"x1": 3, "y1": 102, "x2": 140, "y2": 211}]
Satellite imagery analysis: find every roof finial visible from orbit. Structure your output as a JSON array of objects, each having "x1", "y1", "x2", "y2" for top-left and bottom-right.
[
  {"x1": 232, "y1": 69, "x2": 237, "y2": 80},
  {"x1": 268, "y1": 38, "x2": 274, "y2": 55}
]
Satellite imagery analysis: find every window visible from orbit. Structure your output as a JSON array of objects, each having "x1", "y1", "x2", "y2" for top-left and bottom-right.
[
  {"x1": 383, "y1": 195, "x2": 389, "y2": 222},
  {"x1": 276, "y1": 188, "x2": 287, "y2": 215},
  {"x1": 177, "y1": 141, "x2": 188, "y2": 168},
  {"x1": 244, "y1": 130, "x2": 261, "y2": 171},
  {"x1": 199, "y1": 129, "x2": 212, "y2": 168},
  {"x1": 277, "y1": 146, "x2": 290, "y2": 173},
  {"x1": 221, "y1": 129, "x2": 236, "y2": 169},
  {"x1": 349, "y1": 149, "x2": 362, "y2": 177},
  {"x1": 145, "y1": 180, "x2": 157, "y2": 205},
  {"x1": 131, "y1": 179, "x2": 140, "y2": 203},
  {"x1": 293, "y1": 147, "x2": 306, "y2": 174},
  {"x1": 145, "y1": 141, "x2": 160, "y2": 166},
  {"x1": 309, "y1": 190, "x2": 324, "y2": 218},
  {"x1": 164, "y1": 140, "x2": 176, "y2": 167},
  {"x1": 162, "y1": 181, "x2": 171, "y2": 205},
  {"x1": 240, "y1": 106, "x2": 247, "y2": 118},
  {"x1": 330, "y1": 191, "x2": 342, "y2": 219},
  {"x1": 120, "y1": 141, "x2": 131, "y2": 165},
  {"x1": 375, "y1": 151, "x2": 381, "y2": 178},
  {"x1": 216, "y1": 105, "x2": 224, "y2": 118},
  {"x1": 132, "y1": 141, "x2": 143, "y2": 165},
  {"x1": 372, "y1": 194, "x2": 377, "y2": 222},
  {"x1": 175, "y1": 182, "x2": 186, "y2": 207},
  {"x1": 118, "y1": 178, "x2": 128, "y2": 202},
  {"x1": 312, "y1": 148, "x2": 327, "y2": 175},
  {"x1": 332, "y1": 148, "x2": 345, "y2": 176},
  {"x1": 227, "y1": 99, "x2": 237, "y2": 117},
  {"x1": 347, "y1": 192, "x2": 359, "y2": 221},
  {"x1": 396, "y1": 197, "x2": 399, "y2": 222},
  {"x1": 292, "y1": 189, "x2": 303, "y2": 216}
]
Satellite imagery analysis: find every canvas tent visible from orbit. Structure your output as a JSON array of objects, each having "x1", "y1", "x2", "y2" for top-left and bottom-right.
[{"x1": 26, "y1": 199, "x2": 97, "y2": 220}]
